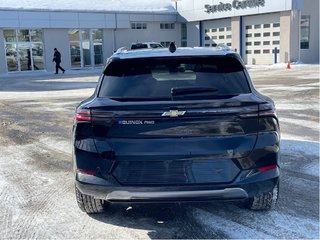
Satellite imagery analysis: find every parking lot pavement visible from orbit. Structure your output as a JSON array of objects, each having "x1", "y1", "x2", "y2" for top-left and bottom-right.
[{"x1": 0, "y1": 64, "x2": 319, "y2": 239}]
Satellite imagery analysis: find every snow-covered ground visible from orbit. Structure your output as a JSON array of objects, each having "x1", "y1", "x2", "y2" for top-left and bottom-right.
[{"x1": 0, "y1": 64, "x2": 319, "y2": 239}]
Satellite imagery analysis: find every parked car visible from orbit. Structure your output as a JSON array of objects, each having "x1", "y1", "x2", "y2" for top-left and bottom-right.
[
  {"x1": 130, "y1": 42, "x2": 163, "y2": 50},
  {"x1": 73, "y1": 43, "x2": 280, "y2": 214}
]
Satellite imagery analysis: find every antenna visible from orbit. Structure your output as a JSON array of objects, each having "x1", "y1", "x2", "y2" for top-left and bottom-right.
[{"x1": 169, "y1": 42, "x2": 176, "y2": 53}]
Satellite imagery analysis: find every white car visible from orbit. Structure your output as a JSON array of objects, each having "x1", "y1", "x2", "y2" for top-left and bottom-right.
[{"x1": 130, "y1": 42, "x2": 164, "y2": 50}]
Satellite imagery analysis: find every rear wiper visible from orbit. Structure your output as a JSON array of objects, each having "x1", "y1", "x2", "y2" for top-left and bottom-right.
[{"x1": 171, "y1": 87, "x2": 218, "y2": 97}]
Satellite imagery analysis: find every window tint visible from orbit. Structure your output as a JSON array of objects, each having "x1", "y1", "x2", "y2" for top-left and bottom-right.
[{"x1": 100, "y1": 57, "x2": 250, "y2": 100}]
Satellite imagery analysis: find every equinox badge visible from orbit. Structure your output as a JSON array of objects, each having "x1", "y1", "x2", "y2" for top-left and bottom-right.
[{"x1": 162, "y1": 110, "x2": 186, "y2": 117}]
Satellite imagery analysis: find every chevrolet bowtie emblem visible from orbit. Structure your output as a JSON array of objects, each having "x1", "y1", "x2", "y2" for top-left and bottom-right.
[{"x1": 162, "y1": 110, "x2": 186, "y2": 117}]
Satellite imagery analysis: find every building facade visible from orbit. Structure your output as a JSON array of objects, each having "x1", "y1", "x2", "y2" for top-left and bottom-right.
[
  {"x1": 0, "y1": 5, "x2": 179, "y2": 74},
  {"x1": 0, "y1": 0, "x2": 318, "y2": 74},
  {"x1": 177, "y1": 0, "x2": 319, "y2": 64}
]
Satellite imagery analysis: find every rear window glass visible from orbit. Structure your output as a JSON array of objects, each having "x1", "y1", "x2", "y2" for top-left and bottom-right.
[
  {"x1": 99, "y1": 56, "x2": 250, "y2": 100},
  {"x1": 131, "y1": 44, "x2": 148, "y2": 49}
]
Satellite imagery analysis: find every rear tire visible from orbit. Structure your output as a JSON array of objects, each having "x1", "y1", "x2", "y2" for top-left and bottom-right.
[
  {"x1": 246, "y1": 183, "x2": 279, "y2": 210},
  {"x1": 75, "y1": 185, "x2": 109, "y2": 214}
]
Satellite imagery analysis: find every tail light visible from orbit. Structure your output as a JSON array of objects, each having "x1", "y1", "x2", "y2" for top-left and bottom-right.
[
  {"x1": 76, "y1": 169, "x2": 95, "y2": 175},
  {"x1": 75, "y1": 108, "x2": 91, "y2": 122},
  {"x1": 259, "y1": 103, "x2": 277, "y2": 118},
  {"x1": 258, "y1": 164, "x2": 277, "y2": 172}
]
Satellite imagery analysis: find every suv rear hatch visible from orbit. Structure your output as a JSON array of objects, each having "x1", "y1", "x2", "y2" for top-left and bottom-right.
[{"x1": 90, "y1": 55, "x2": 259, "y2": 186}]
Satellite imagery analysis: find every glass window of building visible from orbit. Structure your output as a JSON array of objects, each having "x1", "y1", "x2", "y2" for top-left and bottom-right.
[
  {"x1": 212, "y1": 28, "x2": 217, "y2": 32},
  {"x1": 263, "y1": 32, "x2": 271, "y2": 37},
  {"x1": 68, "y1": 28, "x2": 103, "y2": 68},
  {"x1": 254, "y1": 24, "x2": 261, "y2": 29},
  {"x1": 4, "y1": 29, "x2": 44, "y2": 72},
  {"x1": 246, "y1": 25, "x2": 252, "y2": 30},
  {"x1": 219, "y1": 27, "x2": 225, "y2": 32},
  {"x1": 263, "y1": 24, "x2": 271, "y2": 28},
  {"x1": 160, "y1": 23, "x2": 175, "y2": 29},
  {"x1": 300, "y1": 16, "x2": 310, "y2": 49},
  {"x1": 68, "y1": 29, "x2": 81, "y2": 68},
  {"x1": 181, "y1": 23, "x2": 187, "y2": 47},
  {"x1": 81, "y1": 29, "x2": 91, "y2": 67},
  {"x1": 131, "y1": 22, "x2": 147, "y2": 29},
  {"x1": 92, "y1": 29, "x2": 103, "y2": 66},
  {"x1": 273, "y1": 23, "x2": 280, "y2": 28},
  {"x1": 273, "y1": 32, "x2": 280, "y2": 36},
  {"x1": 254, "y1": 33, "x2": 261, "y2": 37}
]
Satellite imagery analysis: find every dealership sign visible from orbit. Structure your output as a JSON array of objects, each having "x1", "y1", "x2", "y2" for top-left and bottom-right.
[{"x1": 205, "y1": 0, "x2": 265, "y2": 13}]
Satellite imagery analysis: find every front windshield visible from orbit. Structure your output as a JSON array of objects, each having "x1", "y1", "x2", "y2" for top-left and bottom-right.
[{"x1": 98, "y1": 56, "x2": 250, "y2": 100}]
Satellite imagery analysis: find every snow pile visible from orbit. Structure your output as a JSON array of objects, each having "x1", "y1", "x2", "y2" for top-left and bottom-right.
[{"x1": 0, "y1": 0, "x2": 176, "y2": 13}]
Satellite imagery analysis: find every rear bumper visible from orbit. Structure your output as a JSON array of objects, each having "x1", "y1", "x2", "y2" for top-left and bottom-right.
[
  {"x1": 75, "y1": 168, "x2": 279, "y2": 202},
  {"x1": 105, "y1": 188, "x2": 248, "y2": 201}
]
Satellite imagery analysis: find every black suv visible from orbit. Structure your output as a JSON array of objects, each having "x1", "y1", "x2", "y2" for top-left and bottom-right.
[{"x1": 73, "y1": 44, "x2": 280, "y2": 214}]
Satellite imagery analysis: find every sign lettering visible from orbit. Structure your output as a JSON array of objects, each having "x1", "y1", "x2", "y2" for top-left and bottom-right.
[{"x1": 205, "y1": 0, "x2": 265, "y2": 13}]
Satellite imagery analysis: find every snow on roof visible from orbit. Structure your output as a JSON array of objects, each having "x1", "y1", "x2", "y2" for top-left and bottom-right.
[{"x1": 0, "y1": 0, "x2": 176, "y2": 13}]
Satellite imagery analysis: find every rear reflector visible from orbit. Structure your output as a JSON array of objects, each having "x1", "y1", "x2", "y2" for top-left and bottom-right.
[
  {"x1": 75, "y1": 108, "x2": 91, "y2": 122},
  {"x1": 77, "y1": 169, "x2": 96, "y2": 175},
  {"x1": 258, "y1": 165, "x2": 277, "y2": 172}
]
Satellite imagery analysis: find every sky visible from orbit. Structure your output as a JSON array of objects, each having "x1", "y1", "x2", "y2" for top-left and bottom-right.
[{"x1": 0, "y1": 0, "x2": 176, "y2": 13}]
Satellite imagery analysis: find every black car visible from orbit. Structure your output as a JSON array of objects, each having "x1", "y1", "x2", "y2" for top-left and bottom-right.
[{"x1": 73, "y1": 44, "x2": 280, "y2": 214}]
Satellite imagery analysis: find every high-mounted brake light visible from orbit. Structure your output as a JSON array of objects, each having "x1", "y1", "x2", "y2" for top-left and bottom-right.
[{"x1": 75, "y1": 108, "x2": 91, "y2": 122}]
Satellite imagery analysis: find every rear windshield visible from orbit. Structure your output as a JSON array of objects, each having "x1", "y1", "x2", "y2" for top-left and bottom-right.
[{"x1": 98, "y1": 56, "x2": 250, "y2": 100}]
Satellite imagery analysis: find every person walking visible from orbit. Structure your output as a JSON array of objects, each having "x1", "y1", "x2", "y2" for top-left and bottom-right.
[{"x1": 52, "y1": 48, "x2": 65, "y2": 74}]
